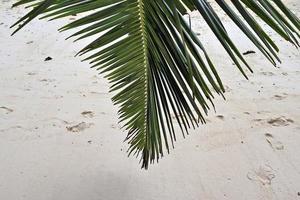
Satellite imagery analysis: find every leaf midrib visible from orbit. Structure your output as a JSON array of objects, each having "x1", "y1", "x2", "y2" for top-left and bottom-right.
[{"x1": 137, "y1": 0, "x2": 149, "y2": 136}]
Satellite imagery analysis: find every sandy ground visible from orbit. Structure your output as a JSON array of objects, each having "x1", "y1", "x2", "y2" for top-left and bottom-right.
[{"x1": 0, "y1": 1, "x2": 300, "y2": 200}]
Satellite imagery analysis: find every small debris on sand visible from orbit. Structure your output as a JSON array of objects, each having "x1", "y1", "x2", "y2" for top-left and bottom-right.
[
  {"x1": 216, "y1": 115, "x2": 225, "y2": 120},
  {"x1": 44, "y1": 56, "x2": 53, "y2": 61},
  {"x1": 243, "y1": 50, "x2": 256, "y2": 55}
]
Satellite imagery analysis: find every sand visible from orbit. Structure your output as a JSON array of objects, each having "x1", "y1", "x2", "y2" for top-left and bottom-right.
[{"x1": 0, "y1": 1, "x2": 300, "y2": 200}]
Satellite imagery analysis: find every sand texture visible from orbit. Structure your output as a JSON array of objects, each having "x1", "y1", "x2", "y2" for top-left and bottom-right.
[{"x1": 0, "y1": 1, "x2": 300, "y2": 199}]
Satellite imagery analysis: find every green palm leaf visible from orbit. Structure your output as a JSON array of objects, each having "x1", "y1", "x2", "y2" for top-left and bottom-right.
[{"x1": 11, "y1": 0, "x2": 300, "y2": 169}]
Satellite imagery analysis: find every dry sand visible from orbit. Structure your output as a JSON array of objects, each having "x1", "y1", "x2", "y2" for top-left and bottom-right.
[{"x1": 0, "y1": 1, "x2": 300, "y2": 200}]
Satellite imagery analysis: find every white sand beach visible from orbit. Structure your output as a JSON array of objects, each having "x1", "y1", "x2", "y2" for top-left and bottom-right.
[{"x1": 0, "y1": 1, "x2": 300, "y2": 199}]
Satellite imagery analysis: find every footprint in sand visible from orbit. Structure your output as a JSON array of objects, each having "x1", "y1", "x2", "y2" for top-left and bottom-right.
[
  {"x1": 253, "y1": 116, "x2": 294, "y2": 127},
  {"x1": 66, "y1": 122, "x2": 94, "y2": 133},
  {"x1": 267, "y1": 116, "x2": 294, "y2": 127},
  {"x1": 0, "y1": 106, "x2": 14, "y2": 114},
  {"x1": 265, "y1": 133, "x2": 284, "y2": 150},
  {"x1": 272, "y1": 93, "x2": 288, "y2": 100},
  {"x1": 247, "y1": 164, "x2": 276, "y2": 186},
  {"x1": 81, "y1": 111, "x2": 95, "y2": 118}
]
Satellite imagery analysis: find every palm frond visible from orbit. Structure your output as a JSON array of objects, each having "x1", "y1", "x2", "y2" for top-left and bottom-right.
[{"x1": 11, "y1": 0, "x2": 300, "y2": 168}]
